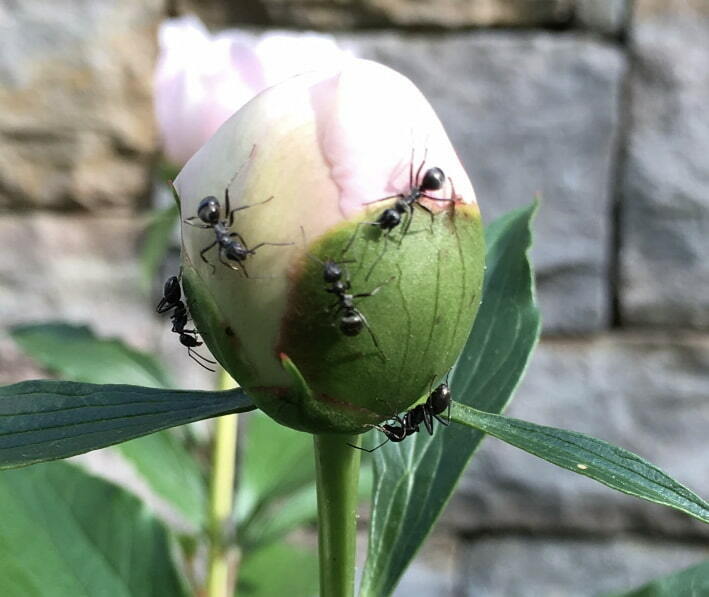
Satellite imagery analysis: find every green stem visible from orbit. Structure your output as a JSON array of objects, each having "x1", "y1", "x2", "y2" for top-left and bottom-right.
[
  {"x1": 314, "y1": 433, "x2": 362, "y2": 597},
  {"x1": 207, "y1": 370, "x2": 239, "y2": 597}
]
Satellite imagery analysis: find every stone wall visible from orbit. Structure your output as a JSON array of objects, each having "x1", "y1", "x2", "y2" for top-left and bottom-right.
[{"x1": 1, "y1": 1, "x2": 707, "y2": 595}]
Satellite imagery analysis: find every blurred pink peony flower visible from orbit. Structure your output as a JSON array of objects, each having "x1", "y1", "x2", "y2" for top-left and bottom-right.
[{"x1": 154, "y1": 15, "x2": 350, "y2": 166}]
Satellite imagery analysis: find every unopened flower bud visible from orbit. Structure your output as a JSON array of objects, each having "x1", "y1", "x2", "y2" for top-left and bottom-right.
[{"x1": 175, "y1": 59, "x2": 484, "y2": 434}]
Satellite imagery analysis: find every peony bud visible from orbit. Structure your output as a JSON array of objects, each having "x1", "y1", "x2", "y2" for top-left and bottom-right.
[{"x1": 175, "y1": 59, "x2": 484, "y2": 434}]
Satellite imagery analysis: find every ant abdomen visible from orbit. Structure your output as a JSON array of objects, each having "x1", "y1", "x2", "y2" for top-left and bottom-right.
[
  {"x1": 340, "y1": 314, "x2": 364, "y2": 337},
  {"x1": 428, "y1": 383, "x2": 451, "y2": 415}
]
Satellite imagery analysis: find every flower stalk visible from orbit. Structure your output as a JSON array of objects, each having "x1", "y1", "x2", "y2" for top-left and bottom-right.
[
  {"x1": 314, "y1": 433, "x2": 362, "y2": 597},
  {"x1": 206, "y1": 370, "x2": 239, "y2": 597}
]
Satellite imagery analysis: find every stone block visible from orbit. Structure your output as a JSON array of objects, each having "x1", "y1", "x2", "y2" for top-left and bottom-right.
[
  {"x1": 174, "y1": 0, "x2": 573, "y2": 29},
  {"x1": 619, "y1": 0, "x2": 709, "y2": 327},
  {"x1": 0, "y1": 334, "x2": 45, "y2": 385},
  {"x1": 340, "y1": 32, "x2": 625, "y2": 333},
  {"x1": 458, "y1": 536, "x2": 709, "y2": 596},
  {"x1": 393, "y1": 533, "x2": 458, "y2": 597},
  {"x1": 0, "y1": 214, "x2": 154, "y2": 337},
  {"x1": 575, "y1": 0, "x2": 630, "y2": 36},
  {"x1": 0, "y1": 213, "x2": 217, "y2": 389},
  {"x1": 447, "y1": 334, "x2": 709, "y2": 537},
  {"x1": 0, "y1": 0, "x2": 164, "y2": 211}
]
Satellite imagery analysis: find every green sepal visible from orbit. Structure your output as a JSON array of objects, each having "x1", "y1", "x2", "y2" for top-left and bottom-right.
[{"x1": 277, "y1": 203, "x2": 485, "y2": 431}]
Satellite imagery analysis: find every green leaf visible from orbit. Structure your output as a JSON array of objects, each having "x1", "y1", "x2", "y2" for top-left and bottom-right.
[
  {"x1": 607, "y1": 560, "x2": 709, "y2": 597},
  {"x1": 10, "y1": 323, "x2": 172, "y2": 388},
  {"x1": 0, "y1": 461, "x2": 188, "y2": 596},
  {"x1": 238, "y1": 542, "x2": 319, "y2": 597},
  {"x1": 451, "y1": 402, "x2": 709, "y2": 524},
  {"x1": 119, "y1": 432, "x2": 207, "y2": 528},
  {"x1": 240, "y1": 453, "x2": 373, "y2": 552},
  {"x1": 240, "y1": 482, "x2": 318, "y2": 550},
  {"x1": 0, "y1": 379, "x2": 255, "y2": 469},
  {"x1": 360, "y1": 203, "x2": 541, "y2": 597},
  {"x1": 10, "y1": 323, "x2": 207, "y2": 526},
  {"x1": 140, "y1": 203, "x2": 179, "y2": 291},
  {"x1": 236, "y1": 411, "x2": 316, "y2": 526}
]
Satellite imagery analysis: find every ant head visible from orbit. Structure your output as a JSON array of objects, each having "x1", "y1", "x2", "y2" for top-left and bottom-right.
[
  {"x1": 163, "y1": 276, "x2": 181, "y2": 301},
  {"x1": 339, "y1": 313, "x2": 363, "y2": 336},
  {"x1": 197, "y1": 196, "x2": 221, "y2": 224},
  {"x1": 421, "y1": 167, "x2": 445, "y2": 192},
  {"x1": 323, "y1": 261, "x2": 342, "y2": 283},
  {"x1": 428, "y1": 382, "x2": 451, "y2": 415}
]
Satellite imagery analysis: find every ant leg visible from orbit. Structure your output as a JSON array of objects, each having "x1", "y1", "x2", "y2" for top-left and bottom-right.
[
  {"x1": 200, "y1": 241, "x2": 218, "y2": 273},
  {"x1": 433, "y1": 413, "x2": 450, "y2": 427},
  {"x1": 184, "y1": 218, "x2": 212, "y2": 229},
  {"x1": 414, "y1": 153, "x2": 427, "y2": 187},
  {"x1": 352, "y1": 276, "x2": 392, "y2": 300},
  {"x1": 239, "y1": 261, "x2": 249, "y2": 278},
  {"x1": 397, "y1": 203, "x2": 415, "y2": 246},
  {"x1": 364, "y1": 230, "x2": 393, "y2": 281},
  {"x1": 420, "y1": 193, "x2": 456, "y2": 204},
  {"x1": 363, "y1": 193, "x2": 400, "y2": 206},
  {"x1": 342, "y1": 221, "x2": 380, "y2": 255},
  {"x1": 348, "y1": 437, "x2": 390, "y2": 453},
  {"x1": 325, "y1": 301, "x2": 344, "y2": 316},
  {"x1": 422, "y1": 408, "x2": 434, "y2": 435},
  {"x1": 217, "y1": 246, "x2": 241, "y2": 272},
  {"x1": 228, "y1": 195, "x2": 274, "y2": 227},
  {"x1": 224, "y1": 187, "x2": 231, "y2": 219},
  {"x1": 232, "y1": 232, "x2": 248, "y2": 246},
  {"x1": 357, "y1": 310, "x2": 386, "y2": 361},
  {"x1": 156, "y1": 301, "x2": 176, "y2": 314},
  {"x1": 189, "y1": 344, "x2": 216, "y2": 364},
  {"x1": 188, "y1": 348, "x2": 216, "y2": 372},
  {"x1": 200, "y1": 240, "x2": 217, "y2": 260},
  {"x1": 248, "y1": 240, "x2": 294, "y2": 253},
  {"x1": 415, "y1": 201, "x2": 436, "y2": 232}
]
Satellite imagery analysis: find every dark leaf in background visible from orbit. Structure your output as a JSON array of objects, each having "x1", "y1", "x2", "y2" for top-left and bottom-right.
[
  {"x1": 11, "y1": 323, "x2": 172, "y2": 388},
  {"x1": 119, "y1": 431, "x2": 207, "y2": 528},
  {"x1": 237, "y1": 411, "x2": 316, "y2": 520},
  {"x1": 606, "y1": 560, "x2": 709, "y2": 597},
  {"x1": 451, "y1": 402, "x2": 709, "y2": 525},
  {"x1": 0, "y1": 379, "x2": 255, "y2": 469},
  {"x1": 238, "y1": 542, "x2": 319, "y2": 597},
  {"x1": 360, "y1": 203, "x2": 541, "y2": 596},
  {"x1": 0, "y1": 461, "x2": 188, "y2": 596},
  {"x1": 140, "y1": 202, "x2": 179, "y2": 291},
  {"x1": 236, "y1": 411, "x2": 316, "y2": 548}
]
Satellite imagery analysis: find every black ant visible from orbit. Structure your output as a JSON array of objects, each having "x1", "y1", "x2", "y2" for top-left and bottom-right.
[
  {"x1": 301, "y1": 227, "x2": 386, "y2": 357},
  {"x1": 184, "y1": 186, "x2": 292, "y2": 276},
  {"x1": 312, "y1": 254, "x2": 389, "y2": 360},
  {"x1": 156, "y1": 275, "x2": 216, "y2": 371},
  {"x1": 343, "y1": 150, "x2": 458, "y2": 278},
  {"x1": 351, "y1": 377, "x2": 452, "y2": 452}
]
